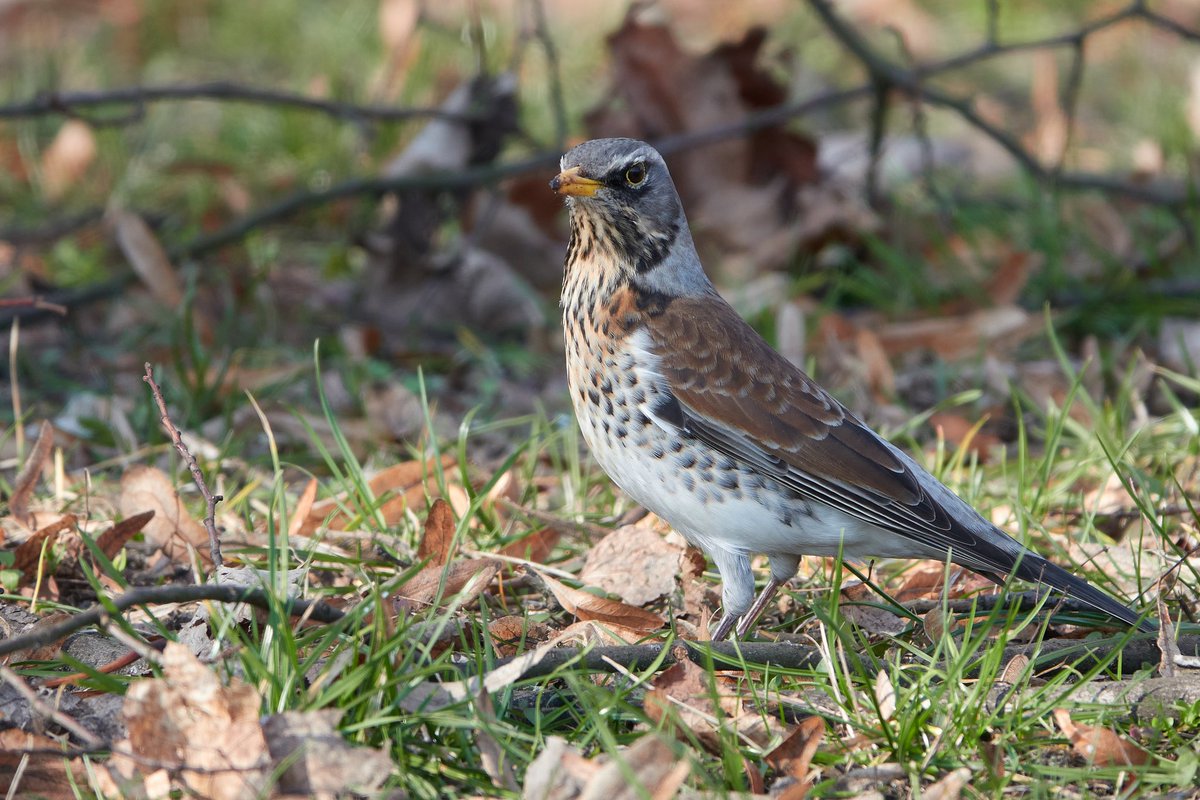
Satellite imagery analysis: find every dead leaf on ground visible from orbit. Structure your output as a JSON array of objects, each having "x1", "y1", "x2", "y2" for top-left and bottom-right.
[
  {"x1": 474, "y1": 691, "x2": 520, "y2": 793},
  {"x1": 112, "y1": 210, "x2": 184, "y2": 308},
  {"x1": 923, "y1": 767, "x2": 972, "y2": 800},
  {"x1": 578, "y1": 524, "x2": 684, "y2": 607},
  {"x1": 418, "y1": 498, "x2": 456, "y2": 566},
  {"x1": 106, "y1": 642, "x2": 270, "y2": 799},
  {"x1": 303, "y1": 455, "x2": 456, "y2": 534},
  {"x1": 521, "y1": 733, "x2": 688, "y2": 800},
  {"x1": 876, "y1": 306, "x2": 1041, "y2": 361},
  {"x1": 0, "y1": 729, "x2": 91, "y2": 798},
  {"x1": 522, "y1": 736, "x2": 599, "y2": 800},
  {"x1": 765, "y1": 715, "x2": 825, "y2": 800},
  {"x1": 500, "y1": 526, "x2": 561, "y2": 565},
  {"x1": 874, "y1": 671, "x2": 896, "y2": 721},
  {"x1": 118, "y1": 465, "x2": 211, "y2": 563},
  {"x1": 578, "y1": 734, "x2": 689, "y2": 800},
  {"x1": 13, "y1": 514, "x2": 76, "y2": 580},
  {"x1": 644, "y1": 647, "x2": 780, "y2": 750},
  {"x1": 0, "y1": 611, "x2": 72, "y2": 664},
  {"x1": 533, "y1": 569, "x2": 665, "y2": 634},
  {"x1": 395, "y1": 557, "x2": 500, "y2": 608},
  {"x1": 679, "y1": 546, "x2": 715, "y2": 627},
  {"x1": 94, "y1": 510, "x2": 155, "y2": 561},
  {"x1": 928, "y1": 412, "x2": 1003, "y2": 461},
  {"x1": 41, "y1": 119, "x2": 96, "y2": 200},
  {"x1": 262, "y1": 709, "x2": 391, "y2": 796},
  {"x1": 286, "y1": 478, "x2": 319, "y2": 541},
  {"x1": 9, "y1": 420, "x2": 54, "y2": 527},
  {"x1": 488, "y1": 615, "x2": 553, "y2": 656},
  {"x1": 1052, "y1": 708, "x2": 1151, "y2": 767}
]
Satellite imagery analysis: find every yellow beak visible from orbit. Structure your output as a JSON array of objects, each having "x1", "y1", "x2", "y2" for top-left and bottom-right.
[{"x1": 550, "y1": 166, "x2": 602, "y2": 197}]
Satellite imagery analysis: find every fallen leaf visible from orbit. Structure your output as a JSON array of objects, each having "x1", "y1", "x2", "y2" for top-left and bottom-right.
[
  {"x1": 113, "y1": 642, "x2": 270, "y2": 799},
  {"x1": 418, "y1": 498, "x2": 456, "y2": 566},
  {"x1": 522, "y1": 736, "x2": 598, "y2": 800},
  {"x1": 500, "y1": 527, "x2": 560, "y2": 565},
  {"x1": 474, "y1": 691, "x2": 520, "y2": 793},
  {"x1": 928, "y1": 412, "x2": 1003, "y2": 460},
  {"x1": 94, "y1": 510, "x2": 155, "y2": 561},
  {"x1": 112, "y1": 210, "x2": 185, "y2": 308},
  {"x1": 14, "y1": 514, "x2": 76, "y2": 580},
  {"x1": 578, "y1": 524, "x2": 684, "y2": 606},
  {"x1": 304, "y1": 455, "x2": 455, "y2": 534},
  {"x1": 766, "y1": 715, "x2": 825, "y2": 799},
  {"x1": 395, "y1": 558, "x2": 500, "y2": 607},
  {"x1": 262, "y1": 709, "x2": 391, "y2": 796},
  {"x1": 0, "y1": 729, "x2": 91, "y2": 797},
  {"x1": 578, "y1": 734, "x2": 689, "y2": 800},
  {"x1": 487, "y1": 615, "x2": 552, "y2": 656},
  {"x1": 874, "y1": 670, "x2": 896, "y2": 721},
  {"x1": 533, "y1": 569, "x2": 665, "y2": 633},
  {"x1": 286, "y1": 479, "x2": 318, "y2": 541},
  {"x1": 118, "y1": 466, "x2": 211, "y2": 563},
  {"x1": 9, "y1": 420, "x2": 54, "y2": 526},
  {"x1": 923, "y1": 767, "x2": 972, "y2": 800},
  {"x1": 644, "y1": 647, "x2": 779, "y2": 750},
  {"x1": 1052, "y1": 709, "x2": 1151, "y2": 767},
  {"x1": 679, "y1": 546, "x2": 715, "y2": 625},
  {"x1": 41, "y1": 119, "x2": 96, "y2": 200},
  {"x1": 876, "y1": 306, "x2": 1040, "y2": 361},
  {"x1": 1000, "y1": 654, "x2": 1029, "y2": 685}
]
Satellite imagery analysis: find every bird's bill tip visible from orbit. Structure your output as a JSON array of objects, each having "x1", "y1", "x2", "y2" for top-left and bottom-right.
[{"x1": 550, "y1": 166, "x2": 602, "y2": 197}]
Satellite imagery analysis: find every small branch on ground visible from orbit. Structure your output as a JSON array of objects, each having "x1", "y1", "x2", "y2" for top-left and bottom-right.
[
  {"x1": 0, "y1": 584, "x2": 345, "y2": 658},
  {"x1": 0, "y1": 297, "x2": 69, "y2": 316},
  {"x1": 0, "y1": 664, "x2": 104, "y2": 747},
  {"x1": 490, "y1": 633, "x2": 1197, "y2": 683},
  {"x1": 900, "y1": 588, "x2": 1144, "y2": 619},
  {"x1": 142, "y1": 363, "x2": 224, "y2": 568}
]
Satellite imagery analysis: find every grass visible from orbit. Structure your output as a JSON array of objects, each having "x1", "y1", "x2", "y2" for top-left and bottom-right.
[
  {"x1": 5, "y1": 338, "x2": 1197, "y2": 797},
  {"x1": 2, "y1": 2, "x2": 1200, "y2": 797}
]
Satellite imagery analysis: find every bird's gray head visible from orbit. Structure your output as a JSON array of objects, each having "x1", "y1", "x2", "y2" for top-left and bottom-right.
[{"x1": 551, "y1": 138, "x2": 711, "y2": 297}]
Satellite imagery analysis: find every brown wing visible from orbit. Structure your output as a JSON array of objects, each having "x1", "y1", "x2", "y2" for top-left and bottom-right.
[{"x1": 644, "y1": 294, "x2": 1011, "y2": 568}]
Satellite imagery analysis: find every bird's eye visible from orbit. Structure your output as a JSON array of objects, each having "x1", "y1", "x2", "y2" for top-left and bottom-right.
[{"x1": 624, "y1": 162, "x2": 647, "y2": 186}]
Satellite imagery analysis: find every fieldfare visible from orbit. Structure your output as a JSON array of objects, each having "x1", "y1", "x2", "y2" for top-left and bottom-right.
[{"x1": 552, "y1": 137, "x2": 1153, "y2": 640}]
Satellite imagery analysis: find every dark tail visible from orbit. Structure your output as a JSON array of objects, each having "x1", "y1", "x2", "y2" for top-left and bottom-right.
[{"x1": 1013, "y1": 553, "x2": 1156, "y2": 633}]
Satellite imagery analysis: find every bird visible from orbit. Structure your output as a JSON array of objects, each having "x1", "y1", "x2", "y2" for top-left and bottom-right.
[{"x1": 551, "y1": 137, "x2": 1153, "y2": 640}]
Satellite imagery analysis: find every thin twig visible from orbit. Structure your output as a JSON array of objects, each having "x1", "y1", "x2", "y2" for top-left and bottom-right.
[
  {"x1": 0, "y1": 82, "x2": 477, "y2": 126},
  {"x1": 0, "y1": 297, "x2": 68, "y2": 316},
  {"x1": 529, "y1": 0, "x2": 569, "y2": 150},
  {"x1": 0, "y1": 664, "x2": 103, "y2": 748},
  {"x1": 806, "y1": 0, "x2": 1200, "y2": 207},
  {"x1": 0, "y1": 584, "x2": 345, "y2": 658},
  {"x1": 142, "y1": 363, "x2": 223, "y2": 567}
]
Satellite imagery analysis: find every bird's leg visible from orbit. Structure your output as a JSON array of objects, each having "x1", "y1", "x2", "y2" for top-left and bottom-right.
[
  {"x1": 734, "y1": 577, "x2": 784, "y2": 639},
  {"x1": 710, "y1": 611, "x2": 739, "y2": 642},
  {"x1": 708, "y1": 548, "x2": 755, "y2": 643}
]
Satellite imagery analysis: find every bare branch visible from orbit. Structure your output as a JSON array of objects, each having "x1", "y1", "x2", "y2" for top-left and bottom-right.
[
  {"x1": 0, "y1": 297, "x2": 68, "y2": 316},
  {"x1": 142, "y1": 363, "x2": 223, "y2": 567},
  {"x1": 529, "y1": 0, "x2": 569, "y2": 150},
  {"x1": 0, "y1": 664, "x2": 103, "y2": 747},
  {"x1": 0, "y1": 82, "x2": 478, "y2": 126},
  {"x1": 806, "y1": 0, "x2": 1200, "y2": 207},
  {"x1": 0, "y1": 584, "x2": 345, "y2": 659}
]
